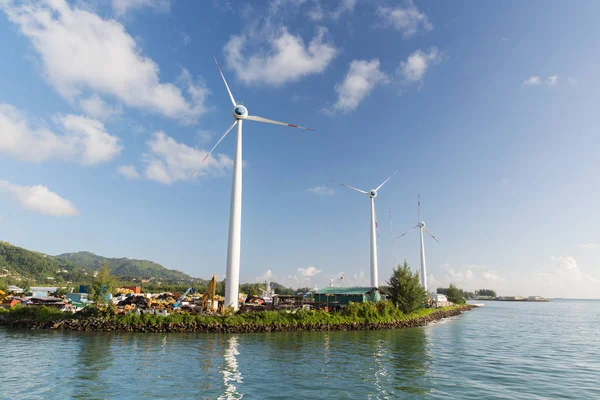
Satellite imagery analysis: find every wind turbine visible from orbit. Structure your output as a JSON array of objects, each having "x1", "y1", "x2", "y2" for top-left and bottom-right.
[
  {"x1": 204, "y1": 56, "x2": 314, "y2": 310},
  {"x1": 339, "y1": 171, "x2": 397, "y2": 288},
  {"x1": 397, "y1": 195, "x2": 439, "y2": 293}
]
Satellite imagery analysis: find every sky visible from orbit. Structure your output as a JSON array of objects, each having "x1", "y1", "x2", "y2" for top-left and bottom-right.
[{"x1": 0, "y1": 0, "x2": 599, "y2": 298}]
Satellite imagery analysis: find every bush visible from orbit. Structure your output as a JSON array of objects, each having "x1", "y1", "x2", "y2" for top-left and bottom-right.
[
  {"x1": 386, "y1": 261, "x2": 427, "y2": 314},
  {"x1": 446, "y1": 283, "x2": 466, "y2": 304}
]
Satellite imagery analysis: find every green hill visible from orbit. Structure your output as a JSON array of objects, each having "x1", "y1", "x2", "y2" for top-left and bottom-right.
[
  {"x1": 0, "y1": 241, "x2": 194, "y2": 284},
  {"x1": 56, "y1": 251, "x2": 192, "y2": 282},
  {"x1": 0, "y1": 241, "x2": 88, "y2": 283}
]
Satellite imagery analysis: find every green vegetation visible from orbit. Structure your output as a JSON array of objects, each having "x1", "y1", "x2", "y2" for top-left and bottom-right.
[
  {"x1": 0, "y1": 241, "x2": 88, "y2": 284},
  {"x1": 437, "y1": 285, "x2": 496, "y2": 300},
  {"x1": 385, "y1": 261, "x2": 427, "y2": 314},
  {"x1": 90, "y1": 264, "x2": 120, "y2": 304},
  {"x1": 0, "y1": 302, "x2": 468, "y2": 329},
  {"x1": 445, "y1": 283, "x2": 466, "y2": 304},
  {"x1": 240, "y1": 283, "x2": 265, "y2": 297},
  {"x1": 0, "y1": 241, "x2": 199, "y2": 287},
  {"x1": 57, "y1": 251, "x2": 192, "y2": 281},
  {"x1": 476, "y1": 289, "x2": 497, "y2": 297}
]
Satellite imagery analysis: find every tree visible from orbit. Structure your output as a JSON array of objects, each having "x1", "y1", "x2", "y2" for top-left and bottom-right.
[
  {"x1": 240, "y1": 283, "x2": 264, "y2": 297},
  {"x1": 476, "y1": 289, "x2": 497, "y2": 297},
  {"x1": 446, "y1": 283, "x2": 466, "y2": 304},
  {"x1": 386, "y1": 260, "x2": 427, "y2": 314},
  {"x1": 274, "y1": 287, "x2": 293, "y2": 295},
  {"x1": 90, "y1": 263, "x2": 120, "y2": 304}
]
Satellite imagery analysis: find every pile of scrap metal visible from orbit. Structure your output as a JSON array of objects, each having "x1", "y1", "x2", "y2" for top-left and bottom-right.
[
  {"x1": 0, "y1": 289, "x2": 23, "y2": 309},
  {"x1": 22, "y1": 296, "x2": 69, "y2": 309}
]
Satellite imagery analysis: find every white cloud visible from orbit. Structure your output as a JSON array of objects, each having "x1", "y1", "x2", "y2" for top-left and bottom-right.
[
  {"x1": 523, "y1": 75, "x2": 559, "y2": 87},
  {"x1": 112, "y1": 0, "x2": 171, "y2": 17},
  {"x1": 398, "y1": 47, "x2": 442, "y2": 83},
  {"x1": 143, "y1": 131, "x2": 233, "y2": 185},
  {"x1": 256, "y1": 269, "x2": 275, "y2": 283},
  {"x1": 196, "y1": 130, "x2": 213, "y2": 145},
  {"x1": 224, "y1": 26, "x2": 337, "y2": 86},
  {"x1": 376, "y1": 1, "x2": 432, "y2": 38},
  {"x1": 523, "y1": 76, "x2": 542, "y2": 85},
  {"x1": 181, "y1": 32, "x2": 191, "y2": 46},
  {"x1": 297, "y1": 266, "x2": 321, "y2": 278},
  {"x1": 325, "y1": 59, "x2": 388, "y2": 115},
  {"x1": 1, "y1": 0, "x2": 206, "y2": 123},
  {"x1": 79, "y1": 94, "x2": 123, "y2": 121},
  {"x1": 308, "y1": 0, "x2": 356, "y2": 21},
  {"x1": 534, "y1": 256, "x2": 599, "y2": 297},
  {"x1": 482, "y1": 271, "x2": 501, "y2": 282},
  {"x1": 0, "y1": 180, "x2": 80, "y2": 216},
  {"x1": 580, "y1": 243, "x2": 599, "y2": 249},
  {"x1": 306, "y1": 185, "x2": 335, "y2": 196},
  {"x1": 117, "y1": 164, "x2": 140, "y2": 180},
  {"x1": 0, "y1": 103, "x2": 122, "y2": 165},
  {"x1": 433, "y1": 257, "x2": 600, "y2": 298}
]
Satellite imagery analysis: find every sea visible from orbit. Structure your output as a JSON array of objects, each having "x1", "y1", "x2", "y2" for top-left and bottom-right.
[{"x1": 1, "y1": 299, "x2": 599, "y2": 399}]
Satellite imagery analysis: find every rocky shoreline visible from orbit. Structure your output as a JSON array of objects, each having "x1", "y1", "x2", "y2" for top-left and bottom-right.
[{"x1": 0, "y1": 305, "x2": 476, "y2": 333}]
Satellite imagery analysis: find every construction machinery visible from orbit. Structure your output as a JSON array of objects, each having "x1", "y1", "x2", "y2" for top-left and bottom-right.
[
  {"x1": 202, "y1": 274, "x2": 218, "y2": 312},
  {"x1": 173, "y1": 287, "x2": 195, "y2": 309},
  {"x1": 0, "y1": 290, "x2": 6, "y2": 301}
]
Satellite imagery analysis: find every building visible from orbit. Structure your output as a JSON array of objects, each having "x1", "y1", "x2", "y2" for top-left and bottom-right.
[
  {"x1": 313, "y1": 287, "x2": 381, "y2": 306},
  {"x1": 431, "y1": 293, "x2": 447, "y2": 302},
  {"x1": 66, "y1": 293, "x2": 89, "y2": 303}
]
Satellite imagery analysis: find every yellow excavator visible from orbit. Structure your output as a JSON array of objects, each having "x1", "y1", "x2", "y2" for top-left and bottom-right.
[
  {"x1": 202, "y1": 275, "x2": 223, "y2": 313},
  {"x1": 0, "y1": 290, "x2": 7, "y2": 301}
]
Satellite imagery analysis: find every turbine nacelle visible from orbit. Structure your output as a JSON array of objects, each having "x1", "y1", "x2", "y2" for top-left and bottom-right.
[
  {"x1": 369, "y1": 190, "x2": 378, "y2": 198},
  {"x1": 233, "y1": 105, "x2": 248, "y2": 119},
  {"x1": 419, "y1": 221, "x2": 426, "y2": 228}
]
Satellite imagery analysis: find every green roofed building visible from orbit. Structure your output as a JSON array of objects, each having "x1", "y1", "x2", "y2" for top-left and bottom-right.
[{"x1": 314, "y1": 287, "x2": 381, "y2": 306}]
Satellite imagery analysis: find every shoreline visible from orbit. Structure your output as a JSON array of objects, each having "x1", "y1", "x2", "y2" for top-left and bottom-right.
[{"x1": 0, "y1": 305, "x2": 476, "y2": 333}]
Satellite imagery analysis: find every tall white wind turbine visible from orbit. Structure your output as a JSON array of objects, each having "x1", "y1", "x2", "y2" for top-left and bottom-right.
[
  {"x1": 397, "y1": 195, "x2": 439, "y2": 293},
  {"x1": 204, "y1": 56, "x2": 313, "y2": 310},
  {"x1": 339, "y1": 171, "x2": 397, "y2": 288}
]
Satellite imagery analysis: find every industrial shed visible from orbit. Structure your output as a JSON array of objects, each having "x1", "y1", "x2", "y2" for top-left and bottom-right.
[{"x1": 314, "y1": 287, "x2": 381, "y2": 306}]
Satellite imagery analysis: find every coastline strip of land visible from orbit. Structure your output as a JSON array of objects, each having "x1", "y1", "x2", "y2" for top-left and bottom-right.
[{"x1": 0, "y1": 304, "x2": 476, "y2": 333}]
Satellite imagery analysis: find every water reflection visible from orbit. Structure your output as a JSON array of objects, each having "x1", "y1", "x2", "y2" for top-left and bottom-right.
[
  {"x1": 72, "y1": 333, "x2": 115, "y2": 399},
  {"x1": 371, "y1": 339, "x2": 391, "y2": 399},
  {"x1": 219, "y1": 335, "x2": 244, "y2": 399},
  {"x1": 388, "y1": 327, "x2": 432, "y2": 396}
]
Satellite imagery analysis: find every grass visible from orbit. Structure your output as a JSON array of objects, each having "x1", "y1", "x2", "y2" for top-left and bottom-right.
[{"x1": 0, "y1": 302, "x2": 466, "y2": 328}]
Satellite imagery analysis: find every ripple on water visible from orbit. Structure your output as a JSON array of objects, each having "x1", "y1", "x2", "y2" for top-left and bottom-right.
[{"x1": 1, "y1": 300, "x2": 600, "y2": 399}]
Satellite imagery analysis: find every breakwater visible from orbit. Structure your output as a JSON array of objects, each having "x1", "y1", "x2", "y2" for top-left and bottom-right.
[{"x1": 0, "y1": 305, "x2": 476, "y2": 333}]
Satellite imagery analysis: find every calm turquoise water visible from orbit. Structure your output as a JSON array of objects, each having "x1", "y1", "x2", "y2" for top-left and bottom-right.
[{"x1": 1, "y1": 300, "x2": 599, "y2": 399}]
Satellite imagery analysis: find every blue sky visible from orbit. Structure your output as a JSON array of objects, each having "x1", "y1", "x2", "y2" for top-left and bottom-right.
[{"x1": 1, "y1": 0, "x2": 599, "y2": 298}]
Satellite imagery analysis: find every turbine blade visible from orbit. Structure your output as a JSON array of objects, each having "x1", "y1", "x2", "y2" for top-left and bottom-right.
[
  {"x1": 375, "y1": 170, "x2": 398, "y2": 191},
  {"x1": 246, "y1": 115, "x2": 314, "y2": 131},
  {"x1": 396, "y1": 224, "x2": 419, "y2": 240},
  {"x1": 213, "y1": 54, "x2": 237, "y2": 106},
  {"x1": 424, "y1": 227, "x2": 440, "y2": 243},
  {"x1": 339, "y1": 183, "x2": 368, "y2": 194},
  {"x1": 418, "y1": 194, "x2": 421, "y2": 223},
  {"x1": 202, "y1": 120, "x2": 237, "y2": 163}
]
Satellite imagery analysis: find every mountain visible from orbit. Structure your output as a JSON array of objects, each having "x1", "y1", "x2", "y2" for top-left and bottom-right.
[
  {"x1": 0, "y1": 241, "x2": 194, "y2": 283},
  {"x1": 56, "y1": 252, "x2": 193, "y2": 281},
  {"x1": 0, "y1": 241, "x2": 84, "y2": 283}
]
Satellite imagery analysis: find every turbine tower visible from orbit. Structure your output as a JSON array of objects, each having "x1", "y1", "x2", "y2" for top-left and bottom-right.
[
  {"x1": 204, "y1": 56, "x2": 313, "y2": 310},
  {"x1": 339, "y1": 171, "x2": 397, "y2": 288},
  {"x1": 397, "y1": 195, "x2": 439, "y2": 293}
]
